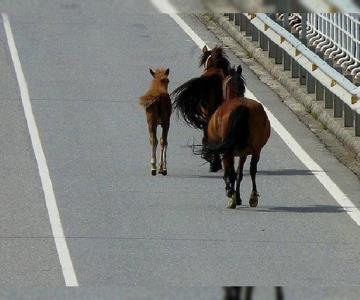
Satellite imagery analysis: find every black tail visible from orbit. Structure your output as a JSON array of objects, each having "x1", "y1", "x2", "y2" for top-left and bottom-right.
[
  {"x1": 197, "y1": 106, "x2": 249, "y2": 160},
  {"x1": 171, "y1": 75, "x2": 223, "y2": 130}
]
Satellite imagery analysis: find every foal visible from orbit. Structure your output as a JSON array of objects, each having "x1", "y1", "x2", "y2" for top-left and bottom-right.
[{"x1": 139, "y1": 68, "x2": 172, "y2": 176}]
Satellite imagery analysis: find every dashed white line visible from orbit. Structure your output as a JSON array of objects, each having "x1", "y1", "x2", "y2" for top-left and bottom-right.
[
  {"x1": 2, "y1": 13, "x2": 79, "y2": 286},
  {"x1": 150, "y1": 1, "x2": 360, "y2": 226}
]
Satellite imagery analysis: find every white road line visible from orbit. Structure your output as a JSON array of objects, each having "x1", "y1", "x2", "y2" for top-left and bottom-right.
[
  {"x1": 150, "y1": 2, "x2": 360, "y2": 226},
  {"x1": 2, "y1": 13, "x2": 79, "y2": 286}
]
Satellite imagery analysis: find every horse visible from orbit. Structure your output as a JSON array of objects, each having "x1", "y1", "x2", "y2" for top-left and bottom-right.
[
  {"x1": 172, "y1": 45, "x2": 232, "y2": 172},
  {"x1": 139, "y1": 68, "x2": 172, "y2": 176},
  {"x1": 201, "y1": 66, "x2": 271, "y2": 208}
]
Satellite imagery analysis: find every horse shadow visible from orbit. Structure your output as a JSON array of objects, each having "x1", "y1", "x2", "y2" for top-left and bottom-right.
[
  {"x1": 244, "y1": 205, "x2": 346, "y2": 214},
  {"x1": 169, "y1": 168, "x2": 316, "y2": 180}
]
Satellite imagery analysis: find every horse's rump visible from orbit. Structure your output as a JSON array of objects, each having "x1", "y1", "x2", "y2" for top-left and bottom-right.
[{"x1": 139, "y1": 94, "x2": 161, "y2": 109}]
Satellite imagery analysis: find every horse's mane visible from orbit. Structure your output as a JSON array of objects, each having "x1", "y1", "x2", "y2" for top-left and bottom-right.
[
  {"x1": 200, "y1": 46, "x2": 231, "y2": 76},
  {"x1": 171, "y1": 74, "x2": 223, "y2": 129},
  {"x1": 228, "y1": 65, "x2": 246, "y2": 97}
]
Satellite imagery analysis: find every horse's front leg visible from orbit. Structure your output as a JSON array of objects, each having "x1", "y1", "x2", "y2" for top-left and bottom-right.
[
  {"x1": 159, "y1": 122, "x2": 169, "y2": 176},
  {"x1": 223, "y1": 151, "x2": 236, "y2": 209},
  {"x1": 249, "y1": 153, "x2": 260, "y2": 207}
]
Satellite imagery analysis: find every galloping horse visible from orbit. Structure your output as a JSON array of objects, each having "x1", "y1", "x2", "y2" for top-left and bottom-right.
[
  {"x1": 173, "y1": 45, "x2": 232, "y2": 172},
  {"x1": 140, "y1": 68, "x2": 172, "y2": 176},
  {"x1": 202, "y1": 66, "x2": 271, "y2": 208}
]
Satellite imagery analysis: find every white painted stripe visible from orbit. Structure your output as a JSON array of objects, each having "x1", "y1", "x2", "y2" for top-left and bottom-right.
[
  {"x1": 2, "y1": 13, "x2": 79, "y2": 286},
  {"x1": 150, "y1": 1, "x2": 360, "y2": 226},
  {"x1": 150, "y1": 0, "x2": 207, "y2": 49}
]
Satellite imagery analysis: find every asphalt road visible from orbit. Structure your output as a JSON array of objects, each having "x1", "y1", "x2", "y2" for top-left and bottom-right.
[{"x1": 0, "y1": 1, "x2": 360, "y2": 299}]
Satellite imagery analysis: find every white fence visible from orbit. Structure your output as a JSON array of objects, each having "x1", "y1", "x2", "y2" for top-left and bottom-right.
[{"x1": 305, "y1": 13, "x2": 360, "y2": 78}]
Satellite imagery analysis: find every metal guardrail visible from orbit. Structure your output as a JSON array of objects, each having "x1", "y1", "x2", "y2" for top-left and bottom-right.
[
  {"x1": 230, "y1": 0, "x2": 360, "y2": 13},
  {"x1": 288, "y1": 13, "x2": 360, "y2": 79},
  {"x1": 226, "y1": 13, "x2": 360, "y2": 137}
]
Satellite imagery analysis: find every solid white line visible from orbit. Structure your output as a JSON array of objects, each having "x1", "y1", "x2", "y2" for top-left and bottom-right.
[
  {"x1": 150, "y1": 2, "x2": 360, "y2": 226},
  {"x1": 2, "y1": 13, "x2": 79, "y2": 286},
  {"x1": 150, "y1": 0, "x2": 207, "y2": 49}
]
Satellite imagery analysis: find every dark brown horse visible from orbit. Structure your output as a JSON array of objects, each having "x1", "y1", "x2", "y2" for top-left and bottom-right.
[
  {"x1": 140, "y1": 68, "x2": 172, "y2": 176},
  {"x1": 173, "y1": 45, "x2": 232, "y2": 172},
  {"x1": 203, "y1": 66, "x2": 270, "y2": 208}
]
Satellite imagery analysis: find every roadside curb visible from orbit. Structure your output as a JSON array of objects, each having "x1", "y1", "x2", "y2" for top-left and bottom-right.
[{"x1": 207, "y1": 13, "x2": 360, "y2": 162}]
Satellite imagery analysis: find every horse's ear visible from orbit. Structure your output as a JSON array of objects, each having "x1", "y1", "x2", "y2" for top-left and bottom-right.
[
  {"x1": 237, "y1": 65, "x2": 243, "y2": 75},
  {"x1": 149, "y1": 68, "x2": 155, "y2": 77},
  {"x1": 202, "y1": 45, "x2": 208, "y2": 53},
  {"x1": 165, "y1": 68, "x2": 170, "y2": 76}
]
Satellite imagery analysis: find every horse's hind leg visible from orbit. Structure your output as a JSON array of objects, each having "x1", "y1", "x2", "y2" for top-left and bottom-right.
[
  {"x1": 223, "y1": 151, "x2": 236, "y2": 209},
  {"x1": 159, "y1": 122, "x2": 169, "y2": 176},
  {"x1": 235, "y1": 156, "x2": 247, "y2": 206},
  {"x1": 249, "y1": 153, "x2": 260, "y2": 207},
  {"x1": 148, "y1": 123, "x2": 158, "y2": 176}
]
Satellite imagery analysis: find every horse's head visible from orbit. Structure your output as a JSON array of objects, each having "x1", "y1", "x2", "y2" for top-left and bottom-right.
[
  {"x1": 149, "y1": 68, "x2": 170, "y2": 94},
  {"x1": 223, "y1": 65, "x2": 246, "y2": 101},
  {"x1": 200, "y1": 45, "x2": 231, "y2": 76}
]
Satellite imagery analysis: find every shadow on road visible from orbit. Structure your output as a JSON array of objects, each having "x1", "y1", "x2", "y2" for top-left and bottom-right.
[
  {"x1": 168, "y1": 168, "x2": 315, "y2": 179},
  {"x1": 250, "y1": 205, "x2": 346, "y2": 213}
]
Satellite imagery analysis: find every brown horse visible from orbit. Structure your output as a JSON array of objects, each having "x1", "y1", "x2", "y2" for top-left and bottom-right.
[
  {"x1": 172, "y1": 45, "x2": 232, "y2": 172},
  {"x1": 203, "y1": 66, "x2": 271, "y2": 208},
  {"x1": 139, "y1": 68, "x2": 172, "y2": 176}
]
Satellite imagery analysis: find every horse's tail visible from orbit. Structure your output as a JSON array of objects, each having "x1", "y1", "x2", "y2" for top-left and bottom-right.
[
  {"x1": 171, "y1": 75, "x2": 223, "y2": 130},
  {"x1": 199, "y1": 106, "x2": 249, "y2": 159}
]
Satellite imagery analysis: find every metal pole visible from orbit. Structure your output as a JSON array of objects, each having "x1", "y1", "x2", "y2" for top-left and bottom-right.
[
  {"x1": 299, "y1": 13, "x2": 307, "y2": 85},
  {"x1": 315, "y1": 51, "x2": 324, "y2": 100},
  {"x1": 324, "y1": 57, "x2": 334, "y2": 108},
  {"x1": 291, "y1": 30, "x2": 300, "y2": 78},
  {"x1": 344, "y1": 74, "x2": 354, "y2": 127},
  {"x1": 234, "y1": 13, "x2": 241, "y2": 27},
  {"x1": 283, "y1": 13, "x2": 291, "y2": 71}
]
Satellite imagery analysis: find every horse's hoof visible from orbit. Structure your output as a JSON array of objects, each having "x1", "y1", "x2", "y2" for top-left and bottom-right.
[
  {"x1": 151, "y1": 169, "x2": 157, "y2": 176},
  {"x1": 249, "y1": 192, "x2": 259, "y2": 207},
  {"x1": 227, "y1": 195, "x2": 237, "y2": 209},
  {"x1": 226, "y1": 189, "x2": 234, "y2": 198},
  {"x1": 159, "y1": 169, "x2": 167, "y2": 176},
  {"x1": 249, "y1": 198, "x2": 258, "y2": 207}
]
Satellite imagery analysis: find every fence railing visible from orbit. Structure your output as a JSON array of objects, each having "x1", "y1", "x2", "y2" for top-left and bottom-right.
[
  {"x1": 289, "y1": 13, "x2": 360, "y2": 79},
  {"x1": 224, "y1": 13, "x2": 360, "y2": 137}
]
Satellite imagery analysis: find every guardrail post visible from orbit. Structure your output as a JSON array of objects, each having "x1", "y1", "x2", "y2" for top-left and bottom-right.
[
  {"x1": 240, "y1": 14, "x2": 246, "y2": 31},
  {"x1": 283, "y1": 14, "x2": 291, "y2": 70},
  {"x1": 291, "y1": 30, "x2": 300, "y2": 78},
  {"x1": 299, "y1": 14, "x2": 307, "y2": 85},
  {"x1": 333, "y1": 96, "x2": 343, "y2": 118},
  {"x1": 234, "y1": 13, "x2": 241, "y2": 26},
  {"x1": 333, "y1": 64, "x2": 343, "y2": 117},
  {"x1": 268, "y1": 14, "x2": 276, "y2": 59},
  {"x1": 274, "y1": 18, "x2": 283, "y2": 64},
  {"x1": 356, "y1": 112, "x2": 360, "y2": 136},
  {"x1": 252, "y1": 24, "x2": 259, "y2": 42},
  {"x1": 259, "y1": 32, "x2": 269, "y2": 51},
  {"x1": 324, "y1": 57, "x2": 334, "y2": 108},
  {"x1": 245, "y1": 18, "x2": 252, "y2": 36},
  {"x1": 344, "y1": 74, "x2": 354, "y2": 127},
  {"x1": 315, "y1": 52, "x2": 324, "y2": 100}
]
